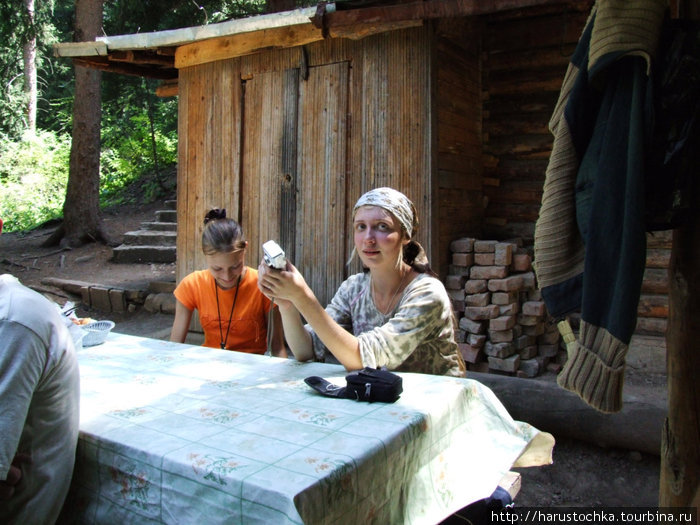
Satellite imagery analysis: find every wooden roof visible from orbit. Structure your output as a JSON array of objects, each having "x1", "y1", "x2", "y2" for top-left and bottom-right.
[{"x1": 53, "y1": 0, "x2": 579, "y2": 82}]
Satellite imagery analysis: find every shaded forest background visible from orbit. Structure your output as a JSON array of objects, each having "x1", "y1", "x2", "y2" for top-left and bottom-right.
[{"x1": 0, "y1": 0, "x2": 310, "y2": 237}]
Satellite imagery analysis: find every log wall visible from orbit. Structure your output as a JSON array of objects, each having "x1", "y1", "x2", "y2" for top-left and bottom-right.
[
  {"x1": 480, "y1": 3, "x2": 669, "y2": 338},
  {"x1": 434, "y1": 18, "x2": 484, "y2": 279},
  {"x1": 481, "y1": 6, "x2": 586, "y2": 242}
]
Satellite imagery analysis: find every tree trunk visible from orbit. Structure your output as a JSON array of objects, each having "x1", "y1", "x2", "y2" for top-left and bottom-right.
[
  {"x1": 22, "y1": 0, "x2": 36, "y2": 132},
  {"x1": 46, "y1": 0, "x2": 110, "y2": 247}
]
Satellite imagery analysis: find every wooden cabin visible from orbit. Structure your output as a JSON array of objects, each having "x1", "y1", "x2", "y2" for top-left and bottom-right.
[
  {"x1": 55, "y1": 2, "x2": 576, "y2": 301},
  {"x1": 54, "y1": 0, "x2": 668, "y2": 336}
]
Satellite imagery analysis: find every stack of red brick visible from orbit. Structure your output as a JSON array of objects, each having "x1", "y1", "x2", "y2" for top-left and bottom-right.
[{"x1": 445, "y1": 237, "x2": 564, "y2": 378}]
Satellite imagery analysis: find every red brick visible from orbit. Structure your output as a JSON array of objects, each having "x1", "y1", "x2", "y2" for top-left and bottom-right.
[
  {"x1": 520, "y1": 271, "x2": 537, "y2": 289},
  {"x1": 522, "y1": 301, "x2": 546, "y2": 317},
  {"x1": 491, "y1": 291, "x2": 518, "y2": 305},
  {"x1": 450, "y1": 237, "x2": 475, "y2": 253},
  {"x1": 512, "y1": 324, "x2": 523, "y2": 338},
  {"x1": 445, "y1": 274, "x2": 466, "y2": 290},
  {"x1": 489, "y1": 315, "x2": 516, "y2": 331},
  {"x1": 488, "y1": 354, "x2": 520, "y2": 373},
  {"x1": 489, "y1": 329, "x2": 514, "y2": 343},
  {"x1": 523, "y1": 323, "x2": 545, "y2": 336},
  {"x1": 449, "y1": 265, "x2": 471, "y2": 277},
  {"x1": 515, "y1": 334, "x2": 537, "y2": 350},
  {"x1": 466, "y1": 333, "x2": 487, "y2": 348},
  {"x1": 494, "y1": 243, "x2": 513, "y2": 266},
  {"x1": 470, "y1": 265, "x2": 508, "y2": 280},
  {"x1": 484, "y1": 341, "x2": 515, "y2": 358},
  {"x1": 517, "y1": 314, "x2": 541, "y2": 326},
  {"x1": 517, "y1": 358, "x2": 540, "y2": 377},
  {"x1": 452, "y1": 253, "x2": 474, "y2": 267},
  {"x1": 447, "y1": 289, "x2": 465, "y2": 302},
  {"x1": 465, "y1": 292, "x2": 491, "y2": 307},
  {"x1": 459, "y1": 316, "x2": 486, "y2": 334},
  {"x1": 474, "y1": 240, "x2": 498, "y2": 253},
  {"x1": 458, "y1": 343, "x2": 482, "y2": 364},
  {"x1": 464, "y1": 305, "x2": 500, "y2": 321},
  {"x1": 474, "y1": 253, "x2": 495, "y2": 266},
  {"x1": 519, "y1": 345, "x2": 538, "y2": 359},
  {"x1": 499, "y1": 303, "x2": 519, "y2": 315},
  {"x1": 464, "y1": 279, "x2": 487, "y2": 294},
  {"x1": 488, "y1": 275, "x2": 524, "y2": 292},
  {"x1": 512, "y1": 253, "x2": 532, "y2": 272}
]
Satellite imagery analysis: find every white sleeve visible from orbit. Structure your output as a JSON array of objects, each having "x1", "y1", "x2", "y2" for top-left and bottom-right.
[{"x1": 0, "y1": 322, "x2": 46, "y2": 478}]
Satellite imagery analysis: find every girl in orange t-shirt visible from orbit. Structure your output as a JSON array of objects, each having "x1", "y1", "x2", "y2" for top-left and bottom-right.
[{"x1": 170, "y1": 209, "x2": 286, "y2": 356}]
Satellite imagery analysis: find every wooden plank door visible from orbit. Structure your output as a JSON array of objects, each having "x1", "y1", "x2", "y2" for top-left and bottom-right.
[
  {"x1": 295, "y1": 61, "x2": 350, "y2": 307},
  {"x1": 240, "y1": 68, "x2": 297, "y2": 267},
  {"x1": 241, "y1": 61, "x2": 350, "y2": 307}
]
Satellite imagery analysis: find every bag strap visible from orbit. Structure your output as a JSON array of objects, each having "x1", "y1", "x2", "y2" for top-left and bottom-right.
[{"x1": 304, "y1": 376, "x2": 347, "y2": 398}]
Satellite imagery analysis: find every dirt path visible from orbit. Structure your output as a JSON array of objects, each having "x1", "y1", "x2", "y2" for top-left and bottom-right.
[{"x1": 0, "y1": 199, "x2": 662, "y2": 508}]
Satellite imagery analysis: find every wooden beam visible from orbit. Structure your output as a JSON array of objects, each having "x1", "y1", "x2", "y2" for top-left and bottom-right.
[
  {"x1": 109, "y1": 50, "x2": 174, "y2": 67},
  {"x1": 327, "y1": 19, "x2": 423, "y2": 40},
  {"x1": 316, "y1": 0, "x2": 572, "y2": 30},
  {"x1": 53, "y1": 41, "x2": 107, "y2": 58},
  {"x1": 175, "y1": 23, "x2": 323, "y2": 69},
  {"x1": 155, "y1": 80, "x2": 179, "y2": 98},
  {"x1": 72, "y1": 57, "x2": 177, "y2": 80}
]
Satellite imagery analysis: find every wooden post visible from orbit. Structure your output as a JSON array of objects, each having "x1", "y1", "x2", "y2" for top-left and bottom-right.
[
  {"x1": 660, "y1": 2, "x2": 700, "y2": 512},
  {"x1": 660, "y1": 2, "x2": 700, "y2": 503},
  {"x1": 660, "y1": 191, "x2": 700, "y2": 509}
]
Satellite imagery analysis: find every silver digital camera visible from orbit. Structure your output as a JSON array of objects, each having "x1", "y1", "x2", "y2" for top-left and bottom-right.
[{"x1": 262, "y1": 240, "x2": 286, "y2": 270}]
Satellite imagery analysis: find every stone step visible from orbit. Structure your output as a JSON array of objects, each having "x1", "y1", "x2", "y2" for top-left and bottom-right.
[
  {"x1": 155, "y1": 209, "x2": 177, "y2": 223},
  {"x1": 111, "y1": 245, "x2": 176, "y2": 264},
  {"x1": 122, "y1": 230, "x2": 176, "y2": 246},
  {"x1": 164, "y1": 199, "x2": 177, "y2": 210},
  {"x1": 141, "y1": 221, "x2": 177, "y2": 232}
]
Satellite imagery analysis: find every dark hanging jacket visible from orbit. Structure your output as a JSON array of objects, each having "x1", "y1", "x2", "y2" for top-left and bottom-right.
[{"x1": 533, "y1": 0, "x2": 666, "y2": 413}]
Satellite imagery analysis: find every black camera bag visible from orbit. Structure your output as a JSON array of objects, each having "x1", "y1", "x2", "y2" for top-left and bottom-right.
[{"x1": 304, "y1": 367, "x2": 402, "y2": 403}]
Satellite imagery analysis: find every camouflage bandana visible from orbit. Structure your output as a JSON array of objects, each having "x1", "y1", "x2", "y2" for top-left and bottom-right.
[{"x1": 353, "y1": 187, "x2": 416, "y2": 237}]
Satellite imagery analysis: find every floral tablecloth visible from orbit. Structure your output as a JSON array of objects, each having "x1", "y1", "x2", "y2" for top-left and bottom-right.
[{"x1": 63, "y1": 332, "x2": 553, "y2": 524}]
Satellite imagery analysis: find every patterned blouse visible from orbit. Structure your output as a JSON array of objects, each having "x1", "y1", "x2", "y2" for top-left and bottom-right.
[{"x1": 306, "y1": 272, "x2": 464, "y2": 376}]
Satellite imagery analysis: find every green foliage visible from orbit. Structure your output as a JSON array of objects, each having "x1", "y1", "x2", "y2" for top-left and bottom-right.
[
  {"x1": 1, "y1": 0, "x2": 311, "y2": 232},
  {"x1": 100, "y1": 108, "x2": 178, "y2": 205},
  {"x1": 0, "y1": 130, "x2": 71, "y2": 232}
]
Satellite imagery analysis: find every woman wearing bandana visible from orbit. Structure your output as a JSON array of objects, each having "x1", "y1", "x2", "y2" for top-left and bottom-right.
[{"x1": 258, "y1": 188, "x2": 464, "y2": 376}]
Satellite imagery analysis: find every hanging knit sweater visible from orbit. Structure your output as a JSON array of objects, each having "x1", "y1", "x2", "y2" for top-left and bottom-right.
[{"x1": 533, "y1": 0, "x2": 666, "y2": 413}]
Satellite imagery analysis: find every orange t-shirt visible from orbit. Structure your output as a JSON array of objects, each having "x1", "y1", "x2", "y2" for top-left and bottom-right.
[{"x1": 174, "y1": 267, "x2": 272, "y2": 353}]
